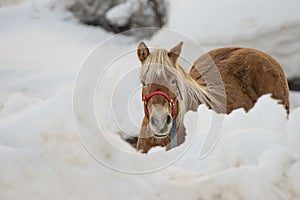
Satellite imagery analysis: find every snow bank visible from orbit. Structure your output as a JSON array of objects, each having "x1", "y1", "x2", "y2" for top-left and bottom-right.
[{"x1": 1, "y1": 87, "x2": 300, "y2": 199}]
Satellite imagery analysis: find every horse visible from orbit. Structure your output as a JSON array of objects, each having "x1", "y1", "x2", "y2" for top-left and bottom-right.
[{"x1": 136, "y1": 42, "x2": 290, "y2": 153}]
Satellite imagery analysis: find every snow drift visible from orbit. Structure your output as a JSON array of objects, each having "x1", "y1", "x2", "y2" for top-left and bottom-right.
[{"x1": 0, "y1": 0, "x2": 300, "y2": 199}]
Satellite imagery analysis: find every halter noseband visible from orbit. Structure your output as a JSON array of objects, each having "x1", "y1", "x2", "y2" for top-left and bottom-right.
[{"x1": 142, "y1": 91, "x2": 177, "y2": 118}]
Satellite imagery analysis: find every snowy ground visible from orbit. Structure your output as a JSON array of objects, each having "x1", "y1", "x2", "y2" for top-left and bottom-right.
[{"x1": 0, "y1": 0, "x2": 300, "y2": 199}]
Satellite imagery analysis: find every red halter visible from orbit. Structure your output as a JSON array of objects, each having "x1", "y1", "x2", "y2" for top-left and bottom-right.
[{"x1": 142, "y1": 91, "x2": 177, "y2": 118}]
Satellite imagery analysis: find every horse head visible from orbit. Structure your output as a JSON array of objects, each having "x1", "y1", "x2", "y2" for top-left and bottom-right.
[{"x1": 137, "y1": 42, "x2": 184, "y2": 139}]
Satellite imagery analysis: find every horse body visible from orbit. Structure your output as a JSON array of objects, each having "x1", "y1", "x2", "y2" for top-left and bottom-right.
[
  {"x1": 136, "y1": 42, "x2": 290, "y2": 153},
  {"x1": 190, "y1": 47, "x2": 290, "y2": 113}
]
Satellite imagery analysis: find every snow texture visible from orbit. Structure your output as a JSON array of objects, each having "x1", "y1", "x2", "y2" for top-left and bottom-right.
[
  {"x1": 105, "y1": 0, "x2": 146, "y2": 27},
  {"x1": 0, "y1": 0, "x2": 300, "y2": 199}
]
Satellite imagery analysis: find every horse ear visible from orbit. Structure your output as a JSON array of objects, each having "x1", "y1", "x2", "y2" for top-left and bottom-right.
[
  {"x1": 168, "y1": 41, "x2": 183, "y2": 63},
  {"x1": 137, "y1": 42, "x2": 150, "y2": 63}
]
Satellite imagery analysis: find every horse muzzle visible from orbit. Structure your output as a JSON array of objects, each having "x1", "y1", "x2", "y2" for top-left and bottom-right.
[{"x1": 150, "y1": 116, "x2": 172, "y2": 138}]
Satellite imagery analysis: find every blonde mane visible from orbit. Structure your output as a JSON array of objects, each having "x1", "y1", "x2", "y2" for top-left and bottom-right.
[{"x1": 140, "y1": 49, "x2": 226, "y2": 126}]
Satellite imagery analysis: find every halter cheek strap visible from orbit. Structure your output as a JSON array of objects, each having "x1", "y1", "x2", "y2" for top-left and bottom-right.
[{"x1": 142, "y1": 91, "x2": 177, "y2": 118}]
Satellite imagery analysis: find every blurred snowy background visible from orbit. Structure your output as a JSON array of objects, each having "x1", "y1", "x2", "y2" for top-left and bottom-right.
[{"x1": 0, "y1": 0, "x2": 300, "y2": 199}]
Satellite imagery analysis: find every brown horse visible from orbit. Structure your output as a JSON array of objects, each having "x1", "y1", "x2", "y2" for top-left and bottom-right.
[{"x1": 136, "y1": 42, "x2": 290, "y2": 153}]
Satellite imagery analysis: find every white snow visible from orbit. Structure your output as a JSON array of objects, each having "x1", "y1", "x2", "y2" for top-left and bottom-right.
[
  {"x1": 169, "y1": 0, "x2": 300, "y2": 42},
  {"x1": 105, "y1": 0, "x2": 143, "y2": 26},
  {"x1": 0, "y1": 0, "x2": 300, "y2": 199}
]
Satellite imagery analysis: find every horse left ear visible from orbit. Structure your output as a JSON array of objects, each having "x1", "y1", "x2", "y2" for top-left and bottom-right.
[
  {"x1": 168, "y1": 41, "x2": 183, "y2": 63},
  {"x1": 137, "y1": 42, "x2": 150, "y2": 63}
]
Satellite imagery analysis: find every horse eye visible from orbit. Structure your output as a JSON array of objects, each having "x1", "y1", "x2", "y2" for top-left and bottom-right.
[{"x1": 171, "y1": 79, "x2": 176, "y2": 84}]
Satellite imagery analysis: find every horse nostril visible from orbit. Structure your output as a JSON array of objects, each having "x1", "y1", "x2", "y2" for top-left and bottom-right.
[
  {"x1": 150, "y1": 116, "x2": 156, "y2": 126},
  {"x1": 166, "y1": 115, "x2": 171, "y2": 124}
]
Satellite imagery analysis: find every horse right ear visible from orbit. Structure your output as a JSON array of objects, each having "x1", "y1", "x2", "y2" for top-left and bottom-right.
[
  {"x1": 137, "y1": 42, "x2": 150, "y2": 63},
  {"x1": 168, "y1": 41, "x2": 183, "y2": 64}
]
